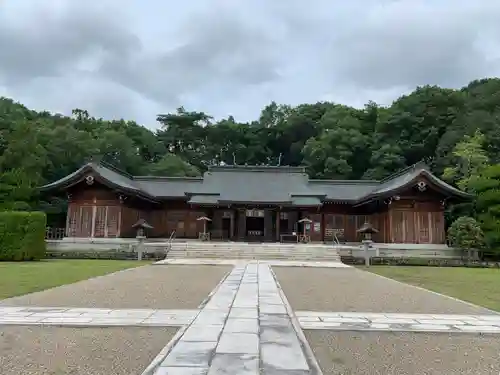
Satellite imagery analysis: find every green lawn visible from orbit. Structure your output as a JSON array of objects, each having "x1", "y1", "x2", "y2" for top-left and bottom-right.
[
  {"x1": 365, "y1": 266, "x2": 500, "y2": 312},
  {"x1": 0, "y1": 259, "x2": 151, "y2": 300}
]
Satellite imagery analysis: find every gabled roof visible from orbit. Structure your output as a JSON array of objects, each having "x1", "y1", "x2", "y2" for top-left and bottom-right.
[
  {"x1": 40, "y1": 163, "x2": 158, "y2": 202},
  {"x1": 309, "y1": 180, "x2": 379, "y2": 203},
  {"x1": 355, "y1": 162, "x2": 472, "y2": 205},
  {"x1": 40, "y1": 161, "x2": 472, "y2": 205},
  {"x1": 195, "y1": 165, "x2": 317, "y2": 205}
]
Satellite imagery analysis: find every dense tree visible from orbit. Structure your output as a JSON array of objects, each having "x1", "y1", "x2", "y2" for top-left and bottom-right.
[
  {"x1": 443, "y1": 130, "x2": 489, "y2": 192},
  {"x1": 469, "y1": 164, "x2": 500, "y2": 255},
  {"x1": 3, "y1": 78, "x2": 500, "y2": 251},
  {"x1": 146, "y1": 153, "x2": 201, "y2": 177}
]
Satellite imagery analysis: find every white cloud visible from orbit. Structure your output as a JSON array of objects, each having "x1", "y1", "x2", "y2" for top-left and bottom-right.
[{"x1": 0, "y1": 0, "x2": 499, "y2": 128}]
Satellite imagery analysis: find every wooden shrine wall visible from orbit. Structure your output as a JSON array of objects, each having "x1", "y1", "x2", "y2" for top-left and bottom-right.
[
  {"x1": 66, "y1": 185, "x2": 122, "y2": 238},
  {"x1": 388, "y1": 200, "x2": 445, "y2": 244}
]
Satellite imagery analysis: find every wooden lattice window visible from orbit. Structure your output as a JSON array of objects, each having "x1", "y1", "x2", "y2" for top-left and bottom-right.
[
  {"x1": 94, "y1": 206, "x2": 107, "y2": 237},
  {"x1": 106, "y1": 206, "x2": 120, "y2": 238}
]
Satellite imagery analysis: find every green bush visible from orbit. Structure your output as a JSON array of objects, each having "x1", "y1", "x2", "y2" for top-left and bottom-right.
[
  {"x1": 0, "y1": 211, "x2": 46, "y2": 261},
  {"x1": 447, "y1": 216, "x2": 485, "y2": 260}
]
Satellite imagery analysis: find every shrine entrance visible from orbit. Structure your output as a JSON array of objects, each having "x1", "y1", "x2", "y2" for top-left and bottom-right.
[{"x1": 245, "y1": 209, "x2": 265, "y2": 242}]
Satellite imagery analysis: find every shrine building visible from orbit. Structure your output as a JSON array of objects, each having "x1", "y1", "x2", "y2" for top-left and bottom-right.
[{"x1": 40, "y1": 162, "x2": 471, "y2": 244}]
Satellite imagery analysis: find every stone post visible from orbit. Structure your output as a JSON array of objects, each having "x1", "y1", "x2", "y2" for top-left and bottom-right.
[
  {"x1": 137, "y1": 236, "x2": 145, "y2": 261},
  {"x1": 362, "y1": 239, "x2": 372, "y2": 267}
]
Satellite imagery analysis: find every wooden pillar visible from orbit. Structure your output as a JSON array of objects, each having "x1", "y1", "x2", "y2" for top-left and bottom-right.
[
  {"x1": 276, "y1": 210, "x2": 280, "y2": 241},
  {"x1": 90, "y1": 197, "x2": 97, "y2": 238},
  {"x1": 264, "y1": 209, "x2": 273, "y2": 242},
  {"x1": 238, "y1": 209, "x2": 246, "y2": 241},
  {"x1": 230, "y1": 210, "x2": 235, "y2": 240},
  {"x1": 65, "y1": 204, "x2": 72, "y2": 237},
  {"x1": 288, "y1": 211, "x2": 298, "y2": 233},
  {"x1": 117, "y1": 206, "x2": 122, "y2": 237},
  {"x1": 389, "y1": 208, "x2": 393, "y2": 243},
  {"x1": 103, "y1": 206, "x2": 109, "y2": 238},
  {"x1": 320, "y1": 213, "x2": 325, "y2": 243}
]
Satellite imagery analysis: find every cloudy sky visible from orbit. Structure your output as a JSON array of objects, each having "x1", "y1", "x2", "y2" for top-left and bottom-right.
[{"x1": 1, "y1": 0, "x2": 499, "y2": 128}]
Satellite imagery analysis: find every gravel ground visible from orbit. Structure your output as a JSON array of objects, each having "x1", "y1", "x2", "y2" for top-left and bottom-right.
[
  {"x1": 0, "y1": 265, "x2": 231, "y2": 309},
  {"x1": 0, "y1": 326, "x2": 177, "y2": 375},
  {"x1": 306, "y1": 330, "x2": 500, "y2": 375},
  {"x1": 273, "y1": 267, "x2": 494, "y2": 314}
]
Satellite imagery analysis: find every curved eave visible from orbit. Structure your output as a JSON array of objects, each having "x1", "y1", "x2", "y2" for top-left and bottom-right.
[
  {"x1": 353, "y1": 170, "x2": 472, "y2": 207},
  {"x1": 290, "y1": 194, "x2": 327, "y2": 199},
  {"x1": 217, "y1": 200, "x2": 293, "y2": 205},
  {"x1": 39, "y1": 164, "x2": 159, "y2": 203},
  {"x1": 39, "y1": 164, "x2": 94, "y2": 192},
  {"x1": 323, "y1": 199, "x2": 357, "y2": 204}
]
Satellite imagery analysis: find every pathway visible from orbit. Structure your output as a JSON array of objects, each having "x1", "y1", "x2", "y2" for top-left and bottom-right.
[
  {"x1": 2, "y1": 259, "x2": 500, "y2": 375},
  {"x1": 155, "y1": 263, "x2": 317, "y2": 374},
  {"x1": 2, "y1": 306, "x2": 500, "y2": 334}
]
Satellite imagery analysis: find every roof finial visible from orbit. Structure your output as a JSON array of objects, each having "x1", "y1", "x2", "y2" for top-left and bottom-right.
[{"x1": 278, "y1": 153, "x2": 282, "y2": 166}]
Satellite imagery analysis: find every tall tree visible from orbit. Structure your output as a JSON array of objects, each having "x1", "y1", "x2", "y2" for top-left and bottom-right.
[{"x1": 442, "y1": 130, "x2": 489, "y2": 192}]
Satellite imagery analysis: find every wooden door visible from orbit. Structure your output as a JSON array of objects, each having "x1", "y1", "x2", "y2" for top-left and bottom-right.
[
  {"x1": 416, "y1": 212, "x2": 431, "y2": 244},
  {"x1": 79, "y1": 206, "x2": 93, "y2": 237}
]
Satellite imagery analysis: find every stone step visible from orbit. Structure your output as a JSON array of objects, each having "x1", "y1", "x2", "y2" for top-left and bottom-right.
[
  {"x1": 165, "y1": 249, "x2": 339, "y2": 255},
  {"x1": 149, "y1": 241, "x2": 341, "y2": 261},
  {"x1": 165, "y1": 253, "x2": 339, "y2": 258},
  {"x1": 163, "y1": 251, "x2": 340, "y2": 261}
]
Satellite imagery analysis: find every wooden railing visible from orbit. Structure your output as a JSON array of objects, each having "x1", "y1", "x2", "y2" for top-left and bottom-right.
[
  {"x1": 165, "y1": 230, "x2": 176, "y2": 258},
  {"x1": 45, "y1": 227, "x2": 66, "y2": 240}
]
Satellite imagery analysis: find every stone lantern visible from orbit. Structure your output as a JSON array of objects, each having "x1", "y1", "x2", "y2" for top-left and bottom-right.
[
  {"x1": 132, "y1": 219, "x2": 154, "y2": 261},
  {"x1": 356, "y1": 221, "x2": 378, "y2": 266}
]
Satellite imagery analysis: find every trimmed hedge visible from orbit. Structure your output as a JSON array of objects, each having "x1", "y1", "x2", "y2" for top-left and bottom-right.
[{"x1": 0, "y1": 211, "x2": 46, "y2": 261}]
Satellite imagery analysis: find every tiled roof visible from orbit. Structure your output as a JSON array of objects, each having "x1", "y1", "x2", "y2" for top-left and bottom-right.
[
  {"x1": 309, "y1": 180, "x2": 379, "y2": 202},
  {"x1": 40, "y1": 162, "x2": 471, "y2": 205}
]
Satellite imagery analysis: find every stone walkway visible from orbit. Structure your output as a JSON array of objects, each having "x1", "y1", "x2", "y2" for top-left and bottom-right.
[
  {"x1": 297, "y1": 311, "x2": 500, "y2": 333},
  {"x1": 0, "y1": 306, "x2": 198, "y2": 327},
  {"x1": 3, "y1": 306, "x2": 500, "y2": 334},
  {"x1": 2, "y1": 260, "x2": 500, "y2": 375},
  {"x1": 154, "y1": 263, "x2": 318, "y2": 375}
]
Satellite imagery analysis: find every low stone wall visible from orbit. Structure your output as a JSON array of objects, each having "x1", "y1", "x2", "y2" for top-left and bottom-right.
[
  {"x1": 342, "y1": 256, "x2": 500, "y2": 268},
  {"x1": 336, "y1": 243, "x2": 474, "y2": 259}
]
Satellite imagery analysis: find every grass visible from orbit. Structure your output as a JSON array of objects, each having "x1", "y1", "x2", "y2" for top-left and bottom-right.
[
  {"x1": 365, "y1": 266, "x2": 500, "y2": 312},
  {"x1": 0, "y1": 259, "x2": 151, "y2": 300}
]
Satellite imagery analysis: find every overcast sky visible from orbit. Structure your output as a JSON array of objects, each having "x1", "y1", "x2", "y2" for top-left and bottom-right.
[{"x1": 1, "y1": 1, "x2": 499, "y2": 128}]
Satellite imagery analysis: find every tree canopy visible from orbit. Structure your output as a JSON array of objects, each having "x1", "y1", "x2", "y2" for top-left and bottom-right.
[{"x1": 2, "y1": 78, "x2": 500, "y2": 229}]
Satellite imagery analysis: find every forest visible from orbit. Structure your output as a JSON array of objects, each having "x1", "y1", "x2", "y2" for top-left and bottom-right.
[{"x1": 1, "y1": 77, "x2": 500, "y2": 251}]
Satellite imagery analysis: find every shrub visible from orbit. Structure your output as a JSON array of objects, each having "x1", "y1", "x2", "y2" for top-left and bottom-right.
[
  {"x1": 0, "y1": 211, "x2": 46, "y2": 261},
  {"x1": 447, "y1": 216, "x2": 484, "y2": 260}
]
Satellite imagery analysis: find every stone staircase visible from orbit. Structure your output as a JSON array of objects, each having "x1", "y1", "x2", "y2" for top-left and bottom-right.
[{"x1": 146, "y1": 241, "x2": 341, "y2": 262}]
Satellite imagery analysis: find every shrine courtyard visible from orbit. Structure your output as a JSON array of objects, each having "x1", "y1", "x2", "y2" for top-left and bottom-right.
[{"x1": 1, "y1": 260, "x2": 500, "y2": 375}]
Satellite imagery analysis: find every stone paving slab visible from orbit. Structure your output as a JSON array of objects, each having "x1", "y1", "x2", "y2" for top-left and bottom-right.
[
  {"x1": 152, "y1": 264, "x2": 316, "y2": 375},
  {"x1": 0, "y1": 265, "x2": 231, "y2": 309},
  {"x1": 273, "y1": 266, "x2": 496, "y2": 314},
  {"x1": 305, "y1": 330, "x2": 500, "y2": 375},
  {"x1": 0, "y1": 307, "x2": 198, "y2": 327},
  {"x1": 297, "y1": 311, "x2": 500, "y2": 333},
  {"x1": 0, "y1": 325, "x2": 178, "y2": 375}
]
